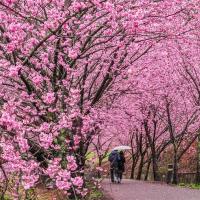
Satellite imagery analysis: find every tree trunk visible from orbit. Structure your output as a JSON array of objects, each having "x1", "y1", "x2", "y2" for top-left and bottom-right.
[
  {"x1": 130, "y1": 161, "x2": 135, "y2": 179},
  {"x1": 137, "y1": 155, "x2": 144, "y2": 180},
  {"x1": 152, "y1": 155, "x2": 160, "y2": 181},
  {"x1": 98, "y1": 158, "x2": 102, "y2": 178},
  {"x1": 130, "y1": 156, "x2": 137, "y2": 179},
  {"x1": 196, "y1": 133, "x2": 200, "y2": 184},
  {"x1": 144, "y1": 160, "x2": 151, "y2": 181},
  {"x1": 172, "y1": 150, "x2": 178, "y2": 184},
  {"x1": 0, "y1": 165, "x2": 8, "y2": 200}
]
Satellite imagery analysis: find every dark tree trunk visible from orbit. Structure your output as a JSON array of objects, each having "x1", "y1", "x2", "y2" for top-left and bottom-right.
[
  {"x1": 166, "y1": 100, "x2": 178, "y2": 184},
  {"x1": 98, "y1": 158, "x2": 102, "y2": 178},
  {"x1": 196, "y1": 133, "x2": 200, "y2": 183},
  {"x1": 152, "y1": 154, "x2": 160, "y2": 181},
  {"x1": 0, "y1": 165, "x2": 8, "y2": 200},
  {"x1": 130, "y1": 160, "x2": 135, "y2": 179},
  {"x1": 137, "y1": 155, "x2": 144, "y2": 180},
  {"x1": 144, "y1": 160, "x2": 151, "y2": 181},
  {"x1": 143, "y1": 119, "x2": 160, "y2": 181},
  {"x1": 172, "y1": 150, "x2": 178, "y2": 184},
  {"x1": 130, "y1": 156, "x2": 138, "y2": 179}
]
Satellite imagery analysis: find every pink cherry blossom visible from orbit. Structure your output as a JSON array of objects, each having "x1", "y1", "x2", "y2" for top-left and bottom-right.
[
  {"x1": 71, "y1": 176, "x2": 83, "y2": 188},
  {"x1": 43, "y1": 92, "x2": 55, "y2": 104}
]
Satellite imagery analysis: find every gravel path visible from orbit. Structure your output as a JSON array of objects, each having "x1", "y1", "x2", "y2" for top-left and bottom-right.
[{"x1": 102, "y1": 179, "x2": 200, "y2": 200}]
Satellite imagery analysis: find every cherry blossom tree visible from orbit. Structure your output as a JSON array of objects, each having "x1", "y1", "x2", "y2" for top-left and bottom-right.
[
  {"x1": 106, "y1": 35, "x2": 200, "y2": 183},
  {"x1": 174, "y1": 40, "x2": 200, "y2": 183}
]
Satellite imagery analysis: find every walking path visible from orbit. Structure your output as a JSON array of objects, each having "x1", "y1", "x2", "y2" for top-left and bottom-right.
[{"x1": 102, "y1": 179, "x2": 200, "y2": 200}]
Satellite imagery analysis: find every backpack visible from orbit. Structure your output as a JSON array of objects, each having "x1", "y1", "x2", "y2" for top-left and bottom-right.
[{"x1": 109, "y1": 152, "x2": 119, "y2": 168}]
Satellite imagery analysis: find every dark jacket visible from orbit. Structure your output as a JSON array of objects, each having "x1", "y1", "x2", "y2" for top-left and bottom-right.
[
  {"x1": 108, "y1": 150, "x2": 119, "y2": 168},
  {"x1": 118, "y1": 154, "x2": 125, "y2": 172}
]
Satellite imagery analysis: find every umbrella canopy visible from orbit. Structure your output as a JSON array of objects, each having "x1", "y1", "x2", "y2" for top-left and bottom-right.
[{"x1": 113, "y1": 145, "x2": 131, "y2": 151}]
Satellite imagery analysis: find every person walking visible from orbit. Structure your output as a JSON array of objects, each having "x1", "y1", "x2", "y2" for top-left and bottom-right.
[
  {"x1": 108, "y1": 150, "x2": 119, "y2": 183},
  {"x1": 117, "y1": 151, "x2": 126, "y2": 183}
]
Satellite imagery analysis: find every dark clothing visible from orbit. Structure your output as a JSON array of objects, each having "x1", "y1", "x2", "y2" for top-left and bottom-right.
[
  {"x1": 118, "y1": 154, "x2": 126, "y2": 182},
  {"x1": 118, "y1": 155, "x2": 125, "y2": 172},
  {"x1": 110, "y1": 168, "x2": 116, "y2": 183},
  {"x1": 108, "y1": 150, "x2": 120, "y2": 168},
  {"x1": 108, "y1": 150, "x2": 120, "y2": 182},
  {"x1": 118, "y1": 170, "x2": 123, "y2": 180}
]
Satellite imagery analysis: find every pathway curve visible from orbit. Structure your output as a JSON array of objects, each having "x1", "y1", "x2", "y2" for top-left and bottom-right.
[{"x1": 102, "y1": 179, "x2": 200, "y2": 200}]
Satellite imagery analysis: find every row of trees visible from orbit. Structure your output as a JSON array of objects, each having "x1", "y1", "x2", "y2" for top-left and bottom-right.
[{"x1": 97, "y1": 41, "x2": 200, "y2": 184}]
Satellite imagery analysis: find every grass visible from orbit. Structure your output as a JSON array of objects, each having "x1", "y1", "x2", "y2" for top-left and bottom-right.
[
  {"x1": 87, "y1": 188, "x2": 104, "y2": 200},
  {"x1": 86, "y1": 152, "x2": 96, "y2": 160},
  {"x1": 2, "y1": 195, "x2": 11, "y2": 200},
  {"x1": 179, "y1": 183, "x2": 200, "y2": 189},
  {"x1": 85, "y1": 180, "x2": 105, "y2": 200},
  {"x1": 86, "y1": 151, "x2": 109, "y2": 162}
]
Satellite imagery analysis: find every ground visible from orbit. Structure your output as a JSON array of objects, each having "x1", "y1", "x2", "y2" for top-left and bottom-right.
[{"x1": 102, "y1": 179, "x2": 200, "y2": 200}]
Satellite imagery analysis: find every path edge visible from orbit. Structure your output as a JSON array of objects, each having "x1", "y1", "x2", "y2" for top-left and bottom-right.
[{"x1": 101, "y1": 188, "x2": 114, "y2": 200}]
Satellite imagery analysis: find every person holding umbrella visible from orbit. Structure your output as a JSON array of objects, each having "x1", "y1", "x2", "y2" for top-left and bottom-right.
[
  {"x1": 117, "y1": 151, "x2": 126, "y2": 183},
  {"x1": 108, "y1": 149, "x2": 120, "y2": 183},
  {"x1": 109, "y1": 146, "x2": 130, "y2": 183}
]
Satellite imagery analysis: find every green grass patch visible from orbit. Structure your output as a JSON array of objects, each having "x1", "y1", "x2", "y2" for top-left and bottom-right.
[
  {"x1": 3, "y1": 195, "x2": 12, "y2": 200},
  {"x1": 86, "y1": 152, "x2": 96, "y2": 160},
  {"x1": 86, "y1": 151, "x2": 110, "y2": 166},
  {"x1": 87, "y1": 188, "x2": 104, "y2": 200},
  {"x1": 85, "y1": 181, "x2": 104, "y2": 200},
  {"x1": 179, "y1": 183, "x2": 200, "y2": 189}
]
